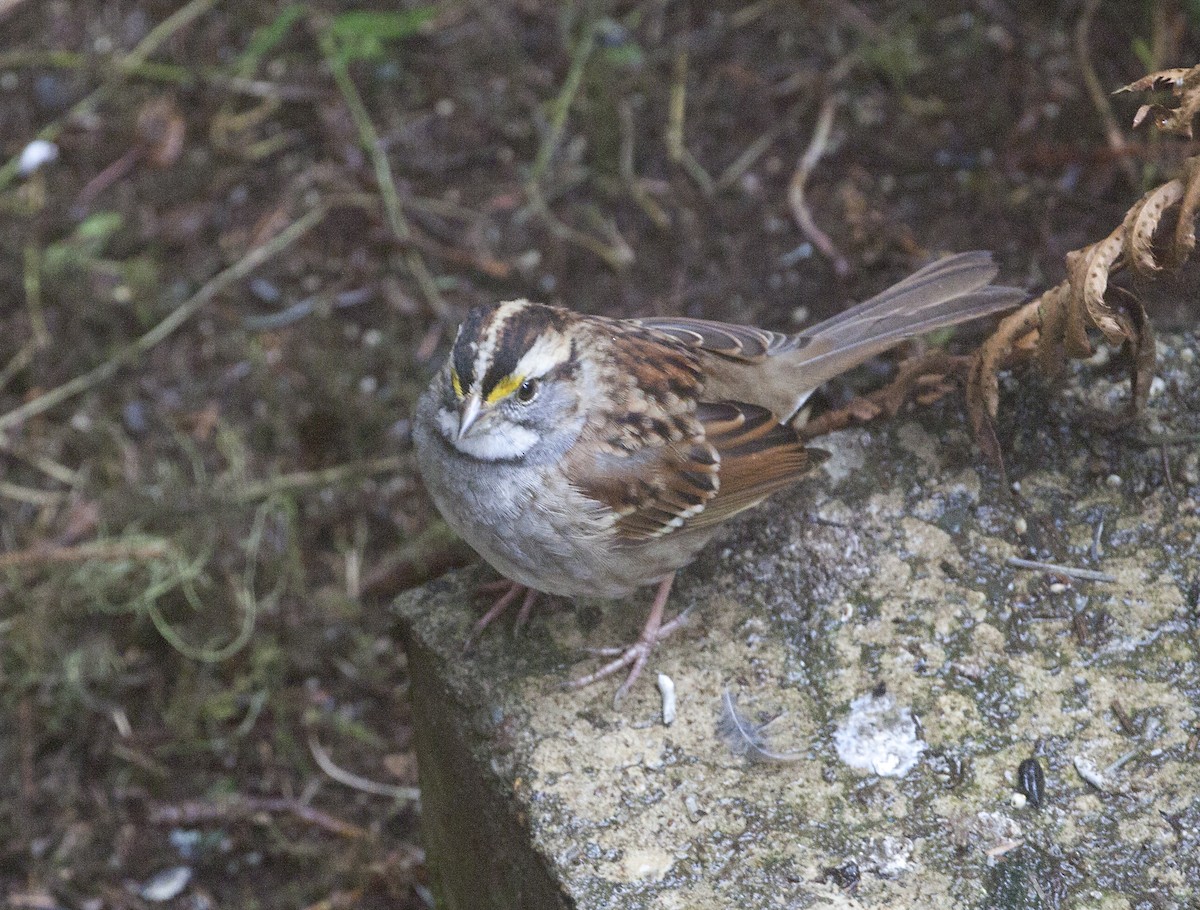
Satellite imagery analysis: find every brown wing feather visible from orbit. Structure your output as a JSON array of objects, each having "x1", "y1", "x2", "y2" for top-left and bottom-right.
[
  {"x1": 684, "y1": 402, "x2": 826, "y2": 531},
  {"x1": 565, "y1": 432, "x2": 721, "y2": 541},
  {"x1": 633, "y1": 319, "x2": 795, "y2": 361},
  {"x1": 634, "y1": 251, "x2": 1025, "y2": 420}
]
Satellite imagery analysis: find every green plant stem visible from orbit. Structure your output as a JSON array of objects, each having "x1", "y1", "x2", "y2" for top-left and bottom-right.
[
  {"x1": 529, "y1": 21, "x2": 597, "y2": 185},
  {"x1": 318, "y1": 26, "x2": 449, "y2": 319},
  {"x1": 223, "y1": 456, "x2": 407, "y2": 504}
]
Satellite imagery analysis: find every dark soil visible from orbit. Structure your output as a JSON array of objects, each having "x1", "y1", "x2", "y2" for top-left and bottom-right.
[{"x1": 0, "y1": 0, "x2": 1197, "y2": 907}]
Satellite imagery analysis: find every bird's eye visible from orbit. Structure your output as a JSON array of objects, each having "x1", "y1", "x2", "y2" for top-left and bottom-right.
[{"x1": 516, "y1": 378, "x2": 540, "y2": 403}]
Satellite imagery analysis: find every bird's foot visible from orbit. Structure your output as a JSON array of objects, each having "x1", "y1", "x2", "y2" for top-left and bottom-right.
[
  {"x1": 566, "y1": 574, "x2": 687, "y2": 704},
  {"x1": 463, "y1": 579, "x2": 540, "y2": 652}
]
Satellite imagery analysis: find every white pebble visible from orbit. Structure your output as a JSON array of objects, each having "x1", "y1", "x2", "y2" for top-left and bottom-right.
[
  {"x1": 1073, "y1": 755, "x2": 1106, "y2": 790},
  {"x1": 1013, "y1": 516, "x2": 1027, "y2": 535},
  {"x1": 657, "y1": 673, "x2": 677, "y2": 726},
  {"x1": 140, "y1": 866, "x2": 192, "y2": 902},
  {"x1": 1105, "y1": 474, "x2": 1123, "y2": 488},
  {"x1": 18, "y1": 139, "x2": 59, "y2": 175}
]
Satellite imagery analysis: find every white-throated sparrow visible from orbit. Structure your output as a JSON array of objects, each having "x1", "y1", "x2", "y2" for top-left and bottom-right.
[{"x1": 414, "y1": 252, "x2": 1024, "y2": 700}]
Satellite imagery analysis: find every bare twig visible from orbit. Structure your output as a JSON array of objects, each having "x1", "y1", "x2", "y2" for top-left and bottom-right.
[
  {"x1": 530, "y1": 21, "x2": 597, "y2": 185},
  {"x1": 788, "y1": 93, "x2": 849, "y2": 277},
  {"x1": 318, "y1": 26, "x2": 449, "y2": 319},
  {"x1": 221, "y1": 456, "x2": 407, "y2": 505},
  {"x1": 0, "y1": 339, "x2": 37, "y2": 395},
  {"x1": 618, "y1": 99, "x2": 671, "y2": 228},
  {"x1": 149, "y1": 796, "x2": 368, "y2": 839},
  {"x1": 307, "y1": 728, "x2": 420, "y2": 802},
  {"x1": 361, "y1": 518, "x2": 476, "y2": 600},
  {"x1": 666, "y1": 49, "x2": 715, "y2": 195},
  {"x1": 0, "y1": 539, "x2": 171, "y2": 571},
  {"x1": 1006, "y1": 557, "x2": 1116, "y2": 583},
  {"x1": 526, "y1": 183, "x2": 634, "y2": 270},
  {"x1": 22, "y1": 244, "x2": 47, "y2": 348},
  {"x1": 1075, "y1": 0, "x2": 1141, "y2": 192},
  {"x1": 666, "y1": 50, "x2": 687, "y2": 164},
  {"x1": 799, "y1": 350, "x2": 970, "y2": 440},
  {"x1": 0, "y1": 481, "x2": 67, "y2": 506}
]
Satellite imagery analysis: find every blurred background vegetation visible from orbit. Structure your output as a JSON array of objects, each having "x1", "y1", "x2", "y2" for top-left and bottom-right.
[{"x1": 0, "y1": 0, "x2": 1197, "y2": 907}]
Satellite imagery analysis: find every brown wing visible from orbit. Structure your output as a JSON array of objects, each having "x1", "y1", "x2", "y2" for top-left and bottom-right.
[
  {"x1": 561, "y1": 317, "x2": 824, "y2": 542},
  {"x1": 564, "y1": 400, "x2": 824, "y2": 543}
]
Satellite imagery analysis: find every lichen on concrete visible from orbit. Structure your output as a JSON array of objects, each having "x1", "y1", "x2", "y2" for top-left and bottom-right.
[{"x1": 394, "y1": 333, "x2": 1200, "y2": 910}]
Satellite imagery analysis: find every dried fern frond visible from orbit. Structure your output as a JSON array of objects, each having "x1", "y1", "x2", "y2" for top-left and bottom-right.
[
  {"x1": 799, "y1": 67, "x2": 1198, "y2": 469},
  {"x1": 1116, "y1": 64, "x2": 1200, "y2": 138},
  {"x1": 965, "y1": 149, "x2": 1200, "y2": 465}
]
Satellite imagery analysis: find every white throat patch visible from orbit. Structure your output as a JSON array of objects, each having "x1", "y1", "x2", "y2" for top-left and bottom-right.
[{"x1": 437, "y1": 406, "x2": 539, "y2": 461}]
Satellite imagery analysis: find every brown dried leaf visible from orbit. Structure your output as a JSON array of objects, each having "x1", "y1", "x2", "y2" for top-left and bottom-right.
[
  {"x1": 1121, "y1": 64, "x2": 1200, "y2": 138},
  {"x1": 1173, "y1": 157, "x2": 1200, "y2": 264},
  {"x1": 1123, "y1": 298, "x2": 1156, "y2": 414},
  {"x1": 1115, "y1": 68, "x2": 1197, "y2": 95},
  {"x1": 1122, "y1": 181, "x2": 1185, "y2": 273},
  {"x1": 971, "y1": 298, "x2": 1044, "y2": 422},
  {"x1": 136, "y1": 96, "x2": 186, "y2": 169},
  {"x1": 963, "y1": 150, "x2": 1200, "y2": 465},
  {"x1": 1067, "y1": 231, "x2": 1126, "y2": 345},
  {"x1": 1036, "y1": 282, "x2": 1069, "y2": 377}
]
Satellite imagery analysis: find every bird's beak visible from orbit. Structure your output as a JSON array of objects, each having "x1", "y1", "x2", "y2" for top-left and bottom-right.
[{"x1": 457, "y1": 391, "x2": 483, "y2": 440}]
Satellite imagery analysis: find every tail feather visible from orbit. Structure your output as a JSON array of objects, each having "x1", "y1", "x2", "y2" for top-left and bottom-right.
[{"x1": 784, "y1": 253, "x2": 1025, "y2": 407}]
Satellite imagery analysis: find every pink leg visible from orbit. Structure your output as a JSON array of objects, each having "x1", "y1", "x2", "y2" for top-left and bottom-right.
[
  {"x1": 567, "y1": 574, "x2": 686, "y2": 703},
  {"x1": 463, "y1": 580, "x2": 527, "y2": 652},
  {"x1": 512, "y1": 586, "x2": 541, "y2": 635}
]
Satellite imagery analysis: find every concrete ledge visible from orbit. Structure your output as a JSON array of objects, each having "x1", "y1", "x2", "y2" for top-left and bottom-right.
[{"x1": 395, "y1": 334, "x2": 1200, "y2": 909}]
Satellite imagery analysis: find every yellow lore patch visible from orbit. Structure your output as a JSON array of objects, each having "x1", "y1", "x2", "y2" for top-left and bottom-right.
[
  {"x1": 450, "y1": 368, "x2": 464, "y2": 399},
  {"x1": 485, "y1": 373, "x2": 523, "y2": 404}
]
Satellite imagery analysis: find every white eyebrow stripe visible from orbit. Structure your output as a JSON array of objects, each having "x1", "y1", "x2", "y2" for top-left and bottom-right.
[{"x1": 514, "y1": 331, "x2": 572, "y2": 378}]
